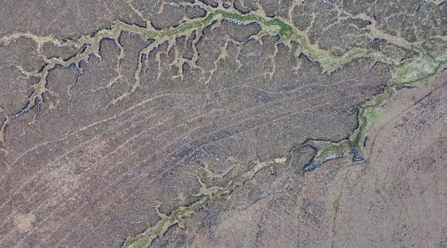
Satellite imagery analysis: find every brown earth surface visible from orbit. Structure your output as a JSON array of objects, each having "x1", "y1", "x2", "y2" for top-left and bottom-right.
[
  {"x1": 143, "y1": 70, "x2": 447, "y2": 248},
  {"x1": 0, "y1": 1, "x2": 446, "y2": 247}
]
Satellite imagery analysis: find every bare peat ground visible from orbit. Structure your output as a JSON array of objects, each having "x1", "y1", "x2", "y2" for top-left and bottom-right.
[
  {"x1": 298, "y1": 68, "x2": 447, "y2": 248},
  {"x1": 0, "y1": 0, "x2": 446, "y2": 247}
]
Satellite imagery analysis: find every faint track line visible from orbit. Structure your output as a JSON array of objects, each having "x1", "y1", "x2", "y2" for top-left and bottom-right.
[
  {"x1": 2, "y1": 73, "x2": 375, "y2": 245},
  {"x1": 59, "y1": 94, "x2": 354, "y2": 246}
]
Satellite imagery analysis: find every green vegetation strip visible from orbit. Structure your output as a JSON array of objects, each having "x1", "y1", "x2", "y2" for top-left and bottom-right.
[
  {"x1": 123, "y1": 158, "x2": 285, "y2": 248},
  {"x1": 11, "y1": 9, "x2": 295, "y2": 111},
  {"x1": 305, "y1": 58, "x2": 447, "y2": 171},
  {"x1": 123, "y1": 194, "x2": 212, "y2": 248},
  {"x1": 10, "y1": 7, "x2": 434, "y2": 110}
]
